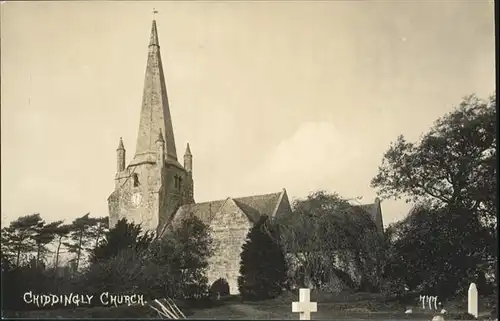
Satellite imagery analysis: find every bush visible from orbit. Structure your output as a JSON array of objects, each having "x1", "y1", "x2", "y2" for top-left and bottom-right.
[
  {"x1": 3, "y1": 216, "x2": 215, "y2": 312},
  {"x1": 84, "y1": 216, "x2": 214, "y2": 301},
  {"x1": 1, "y1": 261, "x2": 84, "y2": 311},
  {"x1": 238, "y1": 218, "x2": 287, "y2": 301}
]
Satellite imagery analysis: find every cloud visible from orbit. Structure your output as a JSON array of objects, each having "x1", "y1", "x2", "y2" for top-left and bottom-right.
[
  {"x1": 239, "y1": 121, "x2": 413, "y2": 225},
  {"x1": 242, "y1": 121, "x2": 369, "y2": 198}
]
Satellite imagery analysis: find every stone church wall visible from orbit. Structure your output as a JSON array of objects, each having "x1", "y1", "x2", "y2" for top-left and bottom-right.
[
  {"x1": 109, "y1": 164, "x2": 160, "y2": 231},
  {"x1": 207, "y1": 200, "x2": 252, "y2": 295}
]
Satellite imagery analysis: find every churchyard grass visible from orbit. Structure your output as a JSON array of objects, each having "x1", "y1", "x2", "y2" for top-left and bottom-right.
[{"x1": 4, "y1": 291, "x2": 497, "y2": 320}]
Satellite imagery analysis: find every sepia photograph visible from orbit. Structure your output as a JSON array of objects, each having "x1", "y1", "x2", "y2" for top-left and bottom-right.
[{"x1": 1, "y1": 1, "x2": 497, "y2": 320}]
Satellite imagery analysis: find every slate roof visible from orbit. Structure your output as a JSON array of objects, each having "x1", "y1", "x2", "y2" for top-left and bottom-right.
[
  {"x1": 353, "y1": 199, "x2": 383, "y2": 233},
  {"x1": 174, "y1": 200, "x2": 226, "y2": 225},
  {"x1": 234, "y1": 192, "x2": 282, "y2": 219},
  {"x1": 159, "y1": 190, "x2": 285, "y2": 237}
]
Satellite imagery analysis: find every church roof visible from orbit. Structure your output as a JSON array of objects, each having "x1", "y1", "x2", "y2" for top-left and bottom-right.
[
  {"x1": 233, "y1": 192, "x2": 282, "y2": 219},
  {"x1": 356, "y1": 203, "x2": 378, "y2": 221},
  {"x1": 158, "y1": 190, "x2": 285, "y2": 237},
  {"x1": 353, "y1": 197, "x2": 384, "y2": 233}
]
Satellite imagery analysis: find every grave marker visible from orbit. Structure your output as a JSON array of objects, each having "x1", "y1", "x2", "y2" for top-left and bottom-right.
[
  {"x1": 468, "y1": 282, "x2": 478, "y2": 318},
  {"x1": 292, "y1": 288, "x2": 317, "y2": 320}
]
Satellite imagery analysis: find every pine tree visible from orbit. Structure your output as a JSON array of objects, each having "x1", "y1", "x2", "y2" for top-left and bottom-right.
[
  {"x1": 238, "y1": 218, "x2": 287, "y2": 300},
  {"x1": 90, "y1": 218, "x2": 154, "y2": 263}
]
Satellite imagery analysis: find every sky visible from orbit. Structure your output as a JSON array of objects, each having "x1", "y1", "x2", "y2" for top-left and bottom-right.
[{"x1": 1, "y1": 1, "x2": 496, "y2": 229}]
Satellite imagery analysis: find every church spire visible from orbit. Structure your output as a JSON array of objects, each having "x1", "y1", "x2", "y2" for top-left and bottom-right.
[
  {"x1": 131, "y1": 16, "x2": 179, "y2": 166},
  {"x1": 149, "y1": 19, "x2": 159, "y2": 47},
  {"x1": 184, "y1": 143, "x2": 192, "y2": 173},
  {"x1": 116, "y1": 137, "x2": 125, "y2": 172}
]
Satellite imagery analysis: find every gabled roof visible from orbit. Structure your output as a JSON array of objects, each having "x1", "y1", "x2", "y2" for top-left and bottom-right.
[
  {"x1": 233, "y1": 192, "x2": 282, "y2": 219},
  {"x1": 353, "y1": 198, "x2": 384, "y2": 233},
  {"x1": 172, "y1": 199, "x2": 226, "y2": 226},
  {"x1": 159, "y1": 190, "x2": 288, "y2": 237},
  {"x1": 232, "y1": 199, "x2": 262, "y2": 223},
  {"x1": 356, "y1": 203, "x2": 378, "y2": 220}
]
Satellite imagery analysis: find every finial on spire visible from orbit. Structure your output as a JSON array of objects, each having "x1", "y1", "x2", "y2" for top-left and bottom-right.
[
  {"x1": 185, "y1": 143, "x2": 192, "y2": 155},
  {"x1": 149, "y1": 14, "x2": 160, "y2": 47},
  {"x1": 153, "y1": 8, "x2": 158, "y2": 19},
  {"x1": 184, "y1": 143, "x2": 193, "y2": 173}
]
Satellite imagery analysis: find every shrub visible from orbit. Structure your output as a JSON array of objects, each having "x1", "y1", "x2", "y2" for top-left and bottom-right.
[
  {"x1": 238, "y1": 218, "x2": 287, "y2": 301},
  {"x1": 84, "y1": 216, "x2": 214, "y2": 301}
]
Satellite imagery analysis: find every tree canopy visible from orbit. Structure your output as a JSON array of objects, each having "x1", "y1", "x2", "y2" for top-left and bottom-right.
[
  {"x1": 374, "y1": 93, "x2": 497, "y2": 298},
  {"x1": 372, "y1": 94, "x2": 496, "y2": 227},
  {"x1": 272, "y1": 191, "x2": 385, "y2": 292}
]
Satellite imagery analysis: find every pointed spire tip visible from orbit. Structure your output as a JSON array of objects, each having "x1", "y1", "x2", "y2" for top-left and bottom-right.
[
  {"x1": 117, "y1": 137, "x2": 125, "y2": 150},
  {"x1": 149, "y1": 18, "x2": 159, "y2": 47},
  {"x1": 185, "y1": 142, "x2": 192, "y2": 155}
]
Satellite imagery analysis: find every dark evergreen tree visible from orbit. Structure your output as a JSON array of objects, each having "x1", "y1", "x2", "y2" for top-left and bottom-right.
[
  {"x1": 238, "y1": 217, "x2": 287, "y2": 300},
  {"x1": 90, "y1": 218, "x2": 154, "y2": 263}
]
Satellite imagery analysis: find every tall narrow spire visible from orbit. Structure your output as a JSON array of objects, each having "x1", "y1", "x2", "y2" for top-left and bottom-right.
[
  {"x1": 117, "y1": 137, "x2": 125, "y2": 150},
  {"x1": 184, "y1": 143, "x2": 192, "y2": 173},
  {"x1": 131, "y1": 18, "x2": 178, "y2": 166},
  {"x1": 116, "y1": 137, "x2": 126, "y2": 172}
]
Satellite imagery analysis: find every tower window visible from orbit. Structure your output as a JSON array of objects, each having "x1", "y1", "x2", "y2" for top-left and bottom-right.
[
  {"x1": 133, "y1": 173, "x2": 140, "y2": 187},
  {"x1": 174, "y1": 175, "x2": 178, "y2": 188},
  {"x1": 178, "y1": 177, "x2": 182, "y2": 190}
]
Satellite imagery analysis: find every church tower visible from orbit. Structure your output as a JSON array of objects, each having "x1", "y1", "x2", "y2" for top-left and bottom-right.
[{"x1": 108, "y1": 18, "x2": 195, "y2": 234}]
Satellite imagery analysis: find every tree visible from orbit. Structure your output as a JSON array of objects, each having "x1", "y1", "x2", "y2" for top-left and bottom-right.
[
  {"x1": 372, "y1": 93, "x2": 497, "y2": 286},
  {"x1": 32, "y1": 220, "x2": 62, "y2": 267},
  {"x1": 2, "y1": 214, "x2": 44, "y2": 267},
  {"x1": 273, "y1": 191, "x2": 384, "y2": 291},
  {"x1": 90, "y1": 218, "x2": 154, "y2": 263},
  {"x1": 86, "y1": 217, "x2": 109, "y2": 250},
  {"x1": 238, "y1": 217, "x2": 287, "y2": 300},
  {"x1": 162, "y1": 215, "x2": 215, "y2": 299},
  {"x1": 382, "y1": 205, "x2": 495, "y2": 299},
  {"x1": 64, "y1": 213, "x2": 100, "y2": 271},
  {"x1": 84, "y1": 216, "x2": 213, "y2": 301},
  {"x1": 372, "y1": 94, "x2": 496, "y2": 225},
  {"x1": 53, "y1": 224, "x2": 72, "y2": 268}
]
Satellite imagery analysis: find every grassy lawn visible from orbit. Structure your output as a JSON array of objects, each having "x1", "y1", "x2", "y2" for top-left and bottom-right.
[{"x1": 4, "y1": 292, "x2": 497, "y2": 320}]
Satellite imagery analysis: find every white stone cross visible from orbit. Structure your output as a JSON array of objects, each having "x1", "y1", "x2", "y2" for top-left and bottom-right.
[
  {"x1": 468, "y1": 282, "x2": 478, "y2": 318},
  {"x1": 292, "y1": 288, "x2": 317, "y2": 320}
]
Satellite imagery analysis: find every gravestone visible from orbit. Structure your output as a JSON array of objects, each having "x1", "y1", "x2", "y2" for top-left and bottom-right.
[
  {"x1": 468, "y1": 283, "x2": 478, "y2": 318},
  {"x1": 292, "y1": 288, "x2": 317, "y2": 320}
]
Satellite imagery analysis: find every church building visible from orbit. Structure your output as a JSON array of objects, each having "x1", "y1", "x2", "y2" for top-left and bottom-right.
[
  {"x1": 107, "y1": 19, "x2": 293, "y2": 294},
  {"x1": 108, "y1": 18, "x2": 384, "y2": 295}
]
